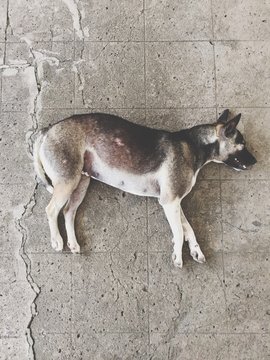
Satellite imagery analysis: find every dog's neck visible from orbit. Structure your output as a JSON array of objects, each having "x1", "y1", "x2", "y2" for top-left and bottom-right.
[{"x1": 174, "y1": 125, "x2": 219, "y2": 171}]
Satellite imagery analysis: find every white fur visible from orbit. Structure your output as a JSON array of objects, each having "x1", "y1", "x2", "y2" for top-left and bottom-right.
[
  {"x1": 181, "y1": 207, "x2": 205, "y2": 263},
  {"x1": 162, "y1": 198, "x2": 184, "y2": 268},
  {"x1": 88, "y1": 150, "x2": 161, "y2": 198}
]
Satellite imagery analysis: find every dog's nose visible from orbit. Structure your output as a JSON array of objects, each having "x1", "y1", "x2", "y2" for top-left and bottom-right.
[{"x1": 245, "y1": 149, "x2": 257, "y2": 166}]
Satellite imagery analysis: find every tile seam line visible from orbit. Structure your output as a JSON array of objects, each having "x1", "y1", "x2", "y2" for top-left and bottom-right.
[
  {"x1": 7, "y1": 330, "x2": 270, "y2": 336},
  {"x1": 4, "y1": 40, "x2": 270, "y2": 44},
  {"x1": 70, "y1": 28, "x2": 76, "y2": 355},
  {"x1": 210, "y1": 0, "x2": 229, "y2": 335},
  {"x1": 32, "y1": 331, "x2": 149, "y2": 336},
  {"x1": 69, "y1": 331, "x2": 270, "y2": 336},
  {"x1": 149, "y1": 331, "x2": 270, "y2": 335},
  {"x1": 3, "y1": 107, "x2": 270, "y2": 112},
  {"x1": 142, "y1": 0, "x2": 150, "y2": 348},
  {"x1": 25, "y1": 249, "x2": 270, "y2": 255}
]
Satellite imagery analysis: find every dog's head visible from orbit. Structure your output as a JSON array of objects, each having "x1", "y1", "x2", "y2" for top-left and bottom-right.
[{"x1": 214, "y1": 110, "x2": 257, "y2": 170}]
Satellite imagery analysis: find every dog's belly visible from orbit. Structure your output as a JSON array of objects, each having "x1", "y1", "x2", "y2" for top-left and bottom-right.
[{"x1": 88, "y1": 155, "x2": 160, "y2": 197}]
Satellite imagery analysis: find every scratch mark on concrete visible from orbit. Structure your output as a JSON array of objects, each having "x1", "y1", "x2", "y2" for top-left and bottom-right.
[{"x1": 223, "y1": 221, "x2": 259, "y2": 234}]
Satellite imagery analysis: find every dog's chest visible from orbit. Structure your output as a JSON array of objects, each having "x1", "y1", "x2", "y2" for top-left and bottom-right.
[{"x1": 88, "y1": 153, "x2": 160, "y2": 197}]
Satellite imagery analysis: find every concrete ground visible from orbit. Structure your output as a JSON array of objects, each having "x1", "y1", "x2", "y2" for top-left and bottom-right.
[{"x1": 0, "y1": 0, "x2": 270, "y2": 359}]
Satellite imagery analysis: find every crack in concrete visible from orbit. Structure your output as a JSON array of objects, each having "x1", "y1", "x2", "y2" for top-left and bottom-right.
[
  {"x1": 66, "y1": 0, "x2": 86, "y2": 106},
  {"x1": 62, "y1": 0, "x2": 84, "y2": 40},
  {"x1": 76, "y1": 61, "x2": 86, "y2": 106},
  {"x1": 0, "y1": 58, "x2": 41, "y2": 158},
  {"x1": 3, "y1": 0, "x2": 10, "y2": 65},
  {"x1": 73, "y1": 44, "x2": 86, "y2": 106},
  {"x1": 75, "y1": 0, "x2": 84, "y2": 41},
  {"x1": 27, "y1": 47, "x2": 42, "y2": 156},
  {"x1": 14, "y1": 182, "x2": 41, "y2": 360}
]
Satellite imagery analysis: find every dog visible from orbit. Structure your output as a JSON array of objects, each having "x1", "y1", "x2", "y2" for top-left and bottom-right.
[{"x1": 33, "y1": 110, "x2": 256, "y2": 268}]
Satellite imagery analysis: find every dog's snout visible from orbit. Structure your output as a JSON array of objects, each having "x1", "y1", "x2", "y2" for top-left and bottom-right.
[{"x1": 245, "y1": 149, "x2": 257, "y2": 166}]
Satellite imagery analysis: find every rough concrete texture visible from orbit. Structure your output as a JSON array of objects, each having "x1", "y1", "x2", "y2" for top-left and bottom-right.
[{"x1": 0, "y1": 0, "x2": 269, "y2": 359}]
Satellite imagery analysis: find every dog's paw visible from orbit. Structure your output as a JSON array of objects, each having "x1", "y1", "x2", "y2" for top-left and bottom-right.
[
  {"x1": 51, "y1": 236, "x2": 64, "y2": 252},
  {"x1": 190, "y1": 245, "x2": 206, "y2": 264},
  {"x1": 67, "y1": 242, "x2": 80, "y2": 254},
  {"x1": 172, "y1": 252, "x2": 183, "y2": 268}
]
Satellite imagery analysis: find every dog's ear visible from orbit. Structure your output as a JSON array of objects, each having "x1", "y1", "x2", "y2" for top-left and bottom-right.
[
  {"x1": 217, "y1": 109, "x2": 229, "y2": 124},
  {"x1": 223, "y1": 113, "x2": 241, "y2": 137}
]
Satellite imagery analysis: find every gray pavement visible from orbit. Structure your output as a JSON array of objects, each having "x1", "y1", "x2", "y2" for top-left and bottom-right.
[{"x1": 0, "y1": 0, "x2": 270, "y2": 359}]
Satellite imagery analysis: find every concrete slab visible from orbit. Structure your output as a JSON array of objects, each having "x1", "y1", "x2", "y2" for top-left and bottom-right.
[
  {"x1": 0, "y1": 184, "x2": 34, "y2": 253},
  {"x1": 72, "y1": 252, "x2": 148, "y2": 333},
  {"x1": 0, "y1": 281, "x2": 34, "y2": 337},
  {"x1": 29, "y1": 253, "x2": 72, "y2": 335},
  {"x1": 149, "y1": 253, "x2": 226, "y2": 334},
  {"x1": 74, "y1": 108, "x2": 146, "y2": 125},
  {"x1": 33, "y1": 334, "x2": 72, "y2": 360},
  {"x1": 77, "y1": 0, "x2": 144, "y2": 41},
  {"x1": 0, "y1": 112, "x2": 33, "y2": 184},
  {"x1": 3, "y1": 41, "x2": 75, "y2": 111},
  {"x1": 5, "y1": 42, "x2": 31, "y2": 65},
  {"x1": 150, "y1": 333, "x2": 229, "y2": 360},
  {"x1": 145, "y1": 0, "x2": 212, "y2": 41},
  {"x1": 74, "y1": 42, "x2": 145, "y2": 108},
  {"x1": 2, "y1": 66, "x2": 37, "y2": 112},
  {"x1": 0, "y1": 254, "x2": 25, "y2": 282},
  {"x1": 145, "y1": 42, "x2": 215, "y2": 107},
  {"x1": 8, "y1": 0, "x2": 76, "y2": 42},
  {"x1": 213, "y1": 0, "x2": 270, "y2": 41},
  {"x1": 150, "y1": 333, "x2": 270, "y2": 359},
  {"x1": 226, "y1": 334, "x2": 270, "y2": 360},
  {"x1": 0, "y1": 42, "x2": 4, "y2": 64},
  {"x1": 221, "y1": 180, "x2": 270, "y2": 252},
  {"x1": 0, "y1": 2, "x2": 7, "y2": 43},
  {"x1": 37, "y1": 108, "x2": 75, "y2": 128},
  {"x1": 216, "y1": 41, "x2": 270, "y2": 107},
  {"x1": 0, "y1": 337, "x2": 29, "y2": 360},
  {"x1": 224, "y1": 253, "x2": 270, "y2": 333},
  {"x1": 72, "y1": 332, "x2": 148, "y2": 359}
]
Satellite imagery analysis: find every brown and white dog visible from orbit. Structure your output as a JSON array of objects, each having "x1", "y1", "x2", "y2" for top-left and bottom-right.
[{"x1": 33, "y1": 110, "x2": 256, "y2": 268}]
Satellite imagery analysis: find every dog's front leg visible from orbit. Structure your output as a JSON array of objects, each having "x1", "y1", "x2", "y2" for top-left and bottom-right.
[
  {"x1": 180, "y1": 207, "x2": 206, "y2": 264},
  {"x1": 161, "y1": 198, "x2": 184, "y2": 268}
]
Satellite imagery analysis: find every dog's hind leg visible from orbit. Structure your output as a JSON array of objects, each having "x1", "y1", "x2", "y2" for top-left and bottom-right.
[
  {"x1": 180, "y1": 207, "x2": 205, "y2": 264},
  {"x1": 46, "y1": 180, "x2": 80, "y2": 251},
  {"x1": 63, "y1": 175, "x2": 90, "y2": 253},
  {"x1": 161, "y1": 198, "x2": 184, "y2": 268}
]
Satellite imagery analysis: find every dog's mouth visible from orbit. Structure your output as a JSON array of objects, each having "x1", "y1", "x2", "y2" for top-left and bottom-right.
[{"x1": 224, "y1": 149, "x2": 257, "y2": 171}]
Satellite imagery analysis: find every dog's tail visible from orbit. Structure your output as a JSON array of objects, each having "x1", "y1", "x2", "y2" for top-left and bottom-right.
[{"x1": 33, "y1": 129, "x2": 54, "y2": 194}]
